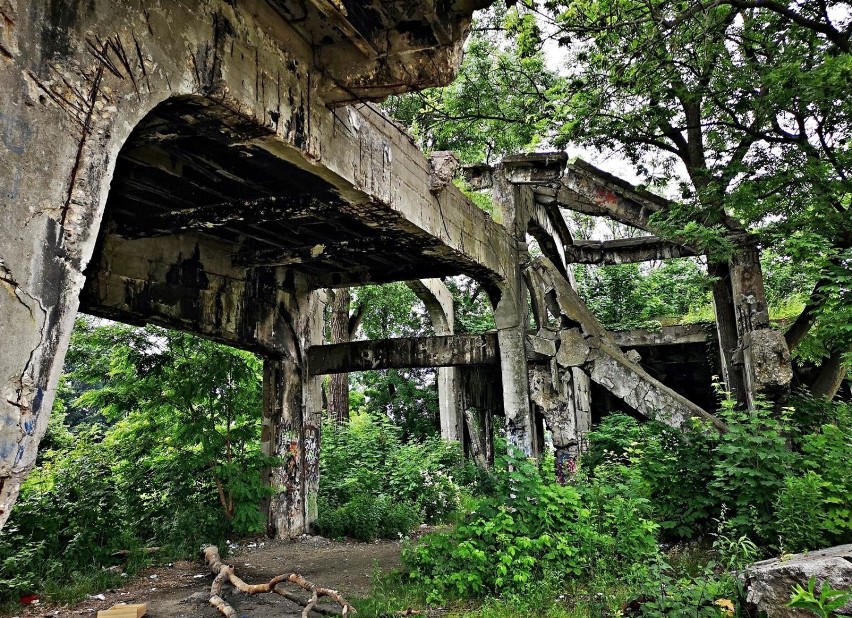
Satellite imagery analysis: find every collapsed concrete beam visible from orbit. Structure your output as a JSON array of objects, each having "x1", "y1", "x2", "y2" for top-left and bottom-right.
[
  {"x1": 559, "y1": 159, "x2": 745, "y2": 239},
  {"x1": 565, "y1": 236, "x2": 697, "y2": 264},
  {"x1": 558, "y1": 166, "x2": 663, "y2": 236},
  {"x1": 307, "y1": 334, "x2": 498, "y2": 375},
  {"x1": 526, "y1": 258, "x2": 727, "y2": 432}
]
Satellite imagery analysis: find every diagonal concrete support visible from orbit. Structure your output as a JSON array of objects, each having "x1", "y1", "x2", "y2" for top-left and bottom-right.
[{"x1": 526, "y1": 257, "x2": 727, "y2": 433}]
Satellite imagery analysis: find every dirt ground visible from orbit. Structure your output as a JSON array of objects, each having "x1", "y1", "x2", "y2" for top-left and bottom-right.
[{"x1": 14, "y1": 536, "x2": 403, "y2": 618}]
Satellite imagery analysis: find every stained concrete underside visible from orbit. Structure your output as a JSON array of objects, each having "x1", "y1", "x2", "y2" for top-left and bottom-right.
[{"x1": 95, "y1": 97, "x2": 501, "y2": 289}]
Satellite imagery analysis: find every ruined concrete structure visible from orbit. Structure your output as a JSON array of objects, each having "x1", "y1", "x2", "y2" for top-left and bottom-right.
[{"x1": 0, "y1": 0, "x2": 791, "y2": 536}]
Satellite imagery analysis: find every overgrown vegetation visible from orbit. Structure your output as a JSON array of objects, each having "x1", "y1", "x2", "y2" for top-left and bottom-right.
[
  {"x1": 377, "y1": 396, "x2": 852, "y2": 617},
  {"x1": 0, "y1": 319, "x2": 273, "y2": 603},
  {"x1": 2, "y1": 1, "x2": 851, "y2": 615},
  {"x1": 315, "y1": 412, "x2": 488, "y2": 541}
]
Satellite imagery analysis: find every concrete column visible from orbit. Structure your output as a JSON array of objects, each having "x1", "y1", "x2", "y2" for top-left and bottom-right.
[
  {"x1": 729, "y1": 242, "x2": 792, "y2": 408},
  {"x1": 261, "y1": 275, "x2": 324, "y2": 539},
  {"x1": 407, "y1": 279, "x2": 462, "y2": 442},
  {"x1": 0, "y1": 71, "x2": 130, "y2": 529},
  {"x1": 708, "y1": 261, "x2": 747, "y2": 404},
  {"x1": 492, "y1": 168, "x2": 537, "y2": 457}
]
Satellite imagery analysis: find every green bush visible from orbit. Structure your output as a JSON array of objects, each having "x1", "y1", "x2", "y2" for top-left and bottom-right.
[
  {"x1": 315, "y1": 412, "x2": 487, "y2": 540},
  {"x1": 585, "y1": 414, "x2": 718, "y2": 540},
  {"x1": 775, "y1": 472, "x2": 828, "y2": 553},
  {"x1": 0, "y1": 429, "x2": 149, "y2": 601},
  {"x1": 0, "y1": 320, "x2": 273, "y2": 603},
  {"x1": 586, "y1": 395, "x2": 852, "y2": 551},
  {"x1": 315, "y1": 495, "x2": 419, "y2": 541},
  {"x1": 710, "y1": 398, "x2": 794, "y2": 543},
  {"x1": 402, "y1": 451, "x2": 659, "y2": 603},
  {"x1": 776, "y1": 400, "x2": 852, "y2": 551}
]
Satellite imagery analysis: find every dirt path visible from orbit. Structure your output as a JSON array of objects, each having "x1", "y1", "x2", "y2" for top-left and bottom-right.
[{"x1": 15, "y1": 536, "x2": 402, "y2": 618}]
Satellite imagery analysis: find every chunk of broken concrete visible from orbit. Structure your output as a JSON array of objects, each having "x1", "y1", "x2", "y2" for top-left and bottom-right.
[
  {"x1": 556, "y1": 328, "x2": 590, "y2": 367},
  {"x1": 745, "y1": 544, "x2": 852, "y2": 618}
]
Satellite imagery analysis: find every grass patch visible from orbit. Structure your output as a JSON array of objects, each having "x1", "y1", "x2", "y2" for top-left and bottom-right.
[{"x1": 353, "y1": 570, "x2": 635, "y2": 618}]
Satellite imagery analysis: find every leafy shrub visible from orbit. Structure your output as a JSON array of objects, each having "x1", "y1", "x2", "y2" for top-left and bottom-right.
[
  {"x1": 585, "y1": 414, "x2": 718, "y2": 540},
  {"x1": 775, "y1": 472, "x2": 828, "y2": 553},
  {"x1": 710, "y1": 398, "x2": 794, "y2": 543},
  {"x1": 634, "y1": 555, "x2": 742, "y2": 618},
  {"x1": 797, "y1": 418, "x2": 852, "y2": 546},
  {"x1": 315, "y1": 412, "x2": 486, "y2": 540},
  {"x1": 0, "y1": 320, "x2": 273, "y2": 603},
  {"x1": 787, "y1": 576, "x2": 852, "y2": 618},
  {"x1": 775, "y1": 402, "x2": 852, "y2": 551},
  {"x1": 315, "y1": 495, "x2": 419, "y2": 541},
  {"x1": 0, "y1": 430, "x2": 133, "y2": 600},
  {"x1": 586, "y1": 394, "x2": 851, "y2": 551},
  {"x1": 402, "y1": 452, "x2": 659, "y2": 603}
]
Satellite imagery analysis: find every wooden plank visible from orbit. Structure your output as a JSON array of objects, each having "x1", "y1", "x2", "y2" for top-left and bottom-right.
[{"x1": 97, "y1": 603, "x2": 147, "y2": 618}]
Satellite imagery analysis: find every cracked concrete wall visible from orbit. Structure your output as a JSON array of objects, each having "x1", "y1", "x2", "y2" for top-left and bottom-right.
[{"x1": 0, "y1": 0, "x2": 508, "y2": 529}]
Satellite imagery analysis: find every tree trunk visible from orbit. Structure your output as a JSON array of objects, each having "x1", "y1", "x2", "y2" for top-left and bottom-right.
[
  {"x1": 784, "y1": 283, "x2": 823, "y2": 350},
  {"x1": 810, "y1": 349, "x2": 849, "y2": 400},
  {"x1": 328, "y1": 289, "x2": 351, "y2": 424},
  {"x1": 464, "y1": 408, "x2": 487, "y2": 468}
]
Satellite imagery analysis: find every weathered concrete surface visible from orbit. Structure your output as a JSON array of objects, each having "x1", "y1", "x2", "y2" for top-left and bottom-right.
[
  {"x1": 745, "y1": 545, "x2": 852, "y2": 618},
  {"x1": 730, "y1": 243, "x2": 792, "y2": 406},
  {"x1": 259, "y1": 277, "x2": 325, "y2": 539},
  {"x1": 492, "y1": 169, "x2": 538, "y2": 456},
  {"x1": 565, "y1": 236, "x2": 696, "y2": 265},
  {"x1": 307, "y1": 334, "x2": 498, "y2": 374},
  {"x1": 0, "y1": 0, "x2": 506, "y2": 530},
  {"x1": 611, "y1": 324, "x2": 709, "y2": 347}
]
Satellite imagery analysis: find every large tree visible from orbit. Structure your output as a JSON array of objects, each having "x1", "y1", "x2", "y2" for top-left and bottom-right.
[{"x1": 538, "y1": 0, "x2": 851, "y2": 396}]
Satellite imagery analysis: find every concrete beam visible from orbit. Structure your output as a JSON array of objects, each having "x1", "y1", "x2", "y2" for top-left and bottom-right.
[
  {"x1": 565, "y1": 236, "x2": 698, "y2": 265},
  {"x1": 502, "y1": 152, "x2": 568, "y2": 184},
  {"x1": 306, "y1": 0, "x2": 379, "y2": 57},
  {"x1": 611, "y1": 324, "x2": 710, "y2": 347},
  {"x1": 116, "y1": 196, "x2": 332, "y2": 238},
  {"x1": 307, "y1": 334, "x2": 499, "y2": 375}
]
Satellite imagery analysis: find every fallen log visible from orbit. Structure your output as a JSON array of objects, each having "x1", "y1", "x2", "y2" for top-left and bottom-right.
[{"x1": 202, "y1": 545, "x2": 355, "y2": 618}]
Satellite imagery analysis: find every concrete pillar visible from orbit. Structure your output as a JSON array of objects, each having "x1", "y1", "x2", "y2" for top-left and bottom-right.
[
  {"x1": 261, "y1": 275, "x2": 324, "y2": 538},
  {"x1": 708, "y1": 261, "x2": 747, "y2": 404},
  {"x1": 407, "y1": 279, "x2": 462, "y2": 442},
  {"x1": 729, "y1": 242, "x2": 792, "y2": 408},
  {"x1": 492, "y1": 168, "x2": 537, "y2": 457},
  {"x1": 530, "y1": 362, "x2": 592, "y2": 483}
]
